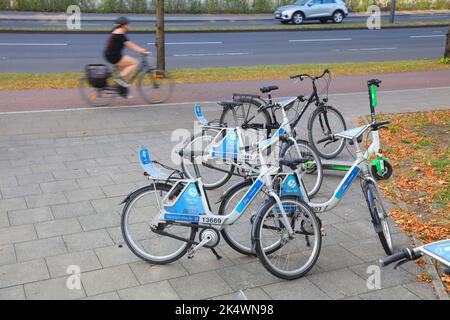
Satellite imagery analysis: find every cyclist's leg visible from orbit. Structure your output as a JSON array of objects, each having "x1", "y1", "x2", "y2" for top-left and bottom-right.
[{"x1": 116, "y1": 55, "x2": 138, "y2": 80}]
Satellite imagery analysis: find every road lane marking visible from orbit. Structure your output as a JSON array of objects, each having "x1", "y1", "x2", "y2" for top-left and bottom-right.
[
  {"x1": 43, "y1": 23, "x2": 102, "y2": 26},
  {"x1": 409, "y1": 35, "x2": 445, "y2": 38},
  {"x1": 148, "y1": 41, "x2": 223, "y2": 45},
  {"x1": 173, "y1": 52, "x2": 249, "y2": 57},
  {"x1": 289, "y1": 38, "x2": 352, "y2": 42},
  {"x1": 0, "y1": 43, "x2": 68, "y2": 46},
  {"x1": 347, "y1": 47, "x2": 397, "y2": 51}
]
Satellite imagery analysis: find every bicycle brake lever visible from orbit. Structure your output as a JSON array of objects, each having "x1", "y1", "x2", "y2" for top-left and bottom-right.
[
  {"x1": 324, "y1": 138, "x2": 338, "y2": 147},
  {"x1": 394, "y1": 259, "x2": 409, "y2": 270}
]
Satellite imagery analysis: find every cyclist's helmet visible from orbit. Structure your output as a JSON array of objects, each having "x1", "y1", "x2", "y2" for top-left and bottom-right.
[{"x1": 115, "y1": 16, "x2": 129, "y2": 26}]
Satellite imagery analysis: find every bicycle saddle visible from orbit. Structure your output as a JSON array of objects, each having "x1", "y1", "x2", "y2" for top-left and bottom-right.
[
  {"x1": 217, "y1": 101, "x2": 243, "y2": 108},
  {"x1": 260, "y1": 85, "x2": 279, "y2": 94}
]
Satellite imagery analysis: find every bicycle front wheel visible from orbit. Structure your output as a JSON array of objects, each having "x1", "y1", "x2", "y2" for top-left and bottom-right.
[
  {"x1": 254, "y1": 195, "x2": 321, "y2": 280},
  {"x1": 79, "y1": 77, "x2": 114, "y2": 107},
  {"x1": 280, "y1": 139, "x2": 323, "y2": 198},
  {"x1": 308, "y1": 106, "x2": 346, "y2": 159},
  {"x1": 180, "y1": 129, "x2": 234, "y2": 190},
  {"x1": 121, "y1": 183, "x2": 197, "y2": 264},
  {"x1": 138, "y1": 69, "x2": 174, "y2": 104},
  {"x1": 363, "y1": 180, "x2": 394, "y2": 255},
  {"x1": 218, "y1": 179, "x2": 282, "y2": 256}
]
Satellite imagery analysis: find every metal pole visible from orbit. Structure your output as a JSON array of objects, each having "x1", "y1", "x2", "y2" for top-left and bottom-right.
[
  {"x1": 445, "y1": 22, "x2": 450, "y2": 58},
  {"x1": 156, "y1": 0, "x2": 165, "y2": 70},
  {"x1": 389, "y1": 0, "x2": 396, "y2": 24}
]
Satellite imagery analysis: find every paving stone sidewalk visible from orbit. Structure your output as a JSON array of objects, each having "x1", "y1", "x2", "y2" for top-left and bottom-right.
[{"x1": 1, "y1": 89, "x2": 447, "y2": 300}]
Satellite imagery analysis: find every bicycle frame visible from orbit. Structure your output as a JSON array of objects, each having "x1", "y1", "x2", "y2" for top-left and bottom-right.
[
  {"x1": 232, "y1": 75, "x2": 324, "y2": 132},
  {"x1": 277, "y1": 124, "x2": 377, "y2": 213}
]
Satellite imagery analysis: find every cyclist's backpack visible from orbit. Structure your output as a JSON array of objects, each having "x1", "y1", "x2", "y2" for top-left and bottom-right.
[{"x1": 85, "y1": 64, "x2": 110, "y2": 88}]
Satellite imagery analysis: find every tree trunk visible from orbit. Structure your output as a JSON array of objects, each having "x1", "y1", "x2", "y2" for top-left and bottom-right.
[
  {"x1": 445, "y1": 23, "x2": 450, "y2": 59},
  {"x1": 389, "y1": 0, "x2": 396, "y2": 23},
  {"x1": 156, "y1": 0, "x2": 165, "y2": 70}
]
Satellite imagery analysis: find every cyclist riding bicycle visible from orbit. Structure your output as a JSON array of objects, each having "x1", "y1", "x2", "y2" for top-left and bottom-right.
[{"x1": 104, "y1": 16, "x2": 150, "y2": 89}]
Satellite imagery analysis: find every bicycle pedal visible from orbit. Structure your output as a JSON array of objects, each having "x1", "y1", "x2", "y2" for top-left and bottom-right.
[{"x1": 321, "y1": 227, "x2": 327, "y2": 236}]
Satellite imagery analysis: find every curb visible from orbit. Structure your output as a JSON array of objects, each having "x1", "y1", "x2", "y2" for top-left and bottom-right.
[
  {"x1": 383, "y1": 184, "x2": 449, "y2": 300},
  {"x1": 0, "y1": 23, "x2": 447, "y2": 34}
]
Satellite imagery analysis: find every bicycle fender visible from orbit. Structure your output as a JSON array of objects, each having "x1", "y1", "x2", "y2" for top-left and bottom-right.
[{"x1": 370, "y1": 157, "x2": 389, "y2": 176}]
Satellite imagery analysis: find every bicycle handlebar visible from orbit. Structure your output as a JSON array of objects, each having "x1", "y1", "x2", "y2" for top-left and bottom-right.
[
  {"x1": 379, "y1": 248, "x2": 420, "y2": 267},
  {"x1": 371, "y1": 120, "x2": 391, "y2": 130},
  {"x1": 290, "y1": 69, "x2": 330, "y2": 81}
]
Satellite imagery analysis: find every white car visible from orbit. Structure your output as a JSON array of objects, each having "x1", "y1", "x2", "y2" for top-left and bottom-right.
[{"x1": 275, "y1": 0, "x2": 349, "y2": 25}]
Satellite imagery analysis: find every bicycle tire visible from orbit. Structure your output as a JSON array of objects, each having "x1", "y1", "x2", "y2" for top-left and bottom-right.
[
  {"x1": 362, "y1": 180, "x2": 394, "y2": 255},
  {"x1": 180, "y1": 130, "x2": 234, "y2": 190},
  {"x1": 121, "y1": 183, "x2": 197, "y2": 264},
  {"x1": 254, "y1": 195, "x2": 322, "y2": 280},
  {"x1": 221, "y1": 97, "x2": 272, "y2": 132},
  {"x1": 137, "y1": 69, "x2": 174, "y2": 104},
  {"x1": 79, "y1": 77, "x2": 114, "y2": 107},
  {"x1": 308, "y1": 106, "x2": 346, "y2": 159},
  {"x1": 218, "y1": 179, "x2": 282, "y2": 256}
]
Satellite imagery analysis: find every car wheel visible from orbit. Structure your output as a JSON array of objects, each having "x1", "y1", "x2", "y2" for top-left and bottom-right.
[
  {"x1": 319, "y1": 18, "x2": 328, "y2": 23},
  {"x1": 292, "y1": 12, "x2": 305, "y2": 25},
  {"x1": 332, "y1": 11, "x2": 344, "y2": 23}
]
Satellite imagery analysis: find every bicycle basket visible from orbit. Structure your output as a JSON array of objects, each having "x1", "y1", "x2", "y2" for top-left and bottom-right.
[{"x1": 85, "y1": 64, "x2": 110, "y2": 89}]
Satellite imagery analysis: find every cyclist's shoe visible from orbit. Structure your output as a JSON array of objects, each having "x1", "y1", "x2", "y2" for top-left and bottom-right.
[{"x1": 114, "y1": 76, "x2": 130, "y2": 88}]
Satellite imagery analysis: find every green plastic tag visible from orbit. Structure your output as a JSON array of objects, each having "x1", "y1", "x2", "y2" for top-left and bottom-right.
[{"x1": 370, "y1": 85, "x2": 378, "y2": 108}]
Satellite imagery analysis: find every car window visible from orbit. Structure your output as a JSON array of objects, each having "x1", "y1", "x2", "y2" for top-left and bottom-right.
[
  {"x1": 323, "y1": 0, "x2": 336, "y2": 3},
  {"x1": 312, "y1": 0, "x2": 322, "y2": 4}
]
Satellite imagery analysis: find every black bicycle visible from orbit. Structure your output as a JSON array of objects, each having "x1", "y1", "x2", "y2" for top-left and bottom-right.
[
  {"x1": 221, "y1": 69, "x2": 347, "y2": 159},
  {"x1": 80, "y1": 54, "x2": 174, "y2": 107}
]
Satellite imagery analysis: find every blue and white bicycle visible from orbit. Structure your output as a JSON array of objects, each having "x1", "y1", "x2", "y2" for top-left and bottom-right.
[{"x1": 121, "y1": 126, "x2": 322, "y2": 279}]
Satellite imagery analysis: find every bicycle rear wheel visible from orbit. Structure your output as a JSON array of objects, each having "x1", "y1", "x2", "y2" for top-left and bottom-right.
[
  {"x1": 363, "y1": 180, "x2": 394, "y2": 255},
  {"x1": 221, "y1": 97, "x2": 272, "y2": 131},
  {"x1": 79, "y1": 77, "x2": 114, "y2": 107},
  {"x1": 138, "y1": 69, "x2": 174, "y2": 104},
  {"x1": 121, "y1": 183, "x2": 197, "y2": 264},
  {"x1": 180, "y1": 129, "x2": 234, "y2": 190},
  {"x1": 308, "y1": 106, "x2": 346, "y2": 159},
  {"x1": 254, "y1": 195, "x2": 322, "y2": 280}
]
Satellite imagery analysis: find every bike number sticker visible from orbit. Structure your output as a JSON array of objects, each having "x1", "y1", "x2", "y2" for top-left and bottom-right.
[{"x1": 200, "y1": 216, "x2": 223, "y2": 225}]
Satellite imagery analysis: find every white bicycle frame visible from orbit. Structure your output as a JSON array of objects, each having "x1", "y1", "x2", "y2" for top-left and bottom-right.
[{"x1": 284, "y1": 124, "x2": 386, "y2": 214}]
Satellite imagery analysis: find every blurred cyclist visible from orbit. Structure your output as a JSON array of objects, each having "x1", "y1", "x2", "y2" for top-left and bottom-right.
[{"x1": 104, "y1": 16, "x2": 150, "y2": 88}]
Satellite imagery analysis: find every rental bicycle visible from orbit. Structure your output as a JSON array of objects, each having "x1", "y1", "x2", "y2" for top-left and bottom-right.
[
  {"x1": 80, "y1": 54, "x2": 174, "y2": 107},
  {"x1": 222, "y1": 69, "x2": 347, "y2": 159},
  {"x1": 121, "y1": 127, "x2": 322, "y2": 280},
  {"x1": 221, "y1": 120, "x2": 396, "y2": 258}
]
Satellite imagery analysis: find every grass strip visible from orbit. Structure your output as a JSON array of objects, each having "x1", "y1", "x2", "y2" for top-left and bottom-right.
[{"x1": 1, "y1": 59, "x2": 449, "y2": 91}]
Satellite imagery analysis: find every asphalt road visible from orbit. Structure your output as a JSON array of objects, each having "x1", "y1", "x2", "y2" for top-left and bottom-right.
[
  {"x1": 0, "y1": 27, "x2": 446, "y2": 72},
  {"x1": 0, "y1": 12, "x2": 449, "y2": 28}
]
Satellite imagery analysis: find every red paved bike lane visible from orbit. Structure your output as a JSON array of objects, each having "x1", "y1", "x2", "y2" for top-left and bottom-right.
[{"x1": 1, "y1": 70, "x2": 449, "y2": 113}]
